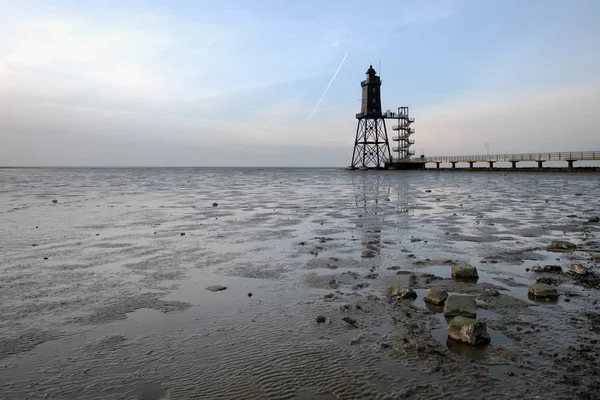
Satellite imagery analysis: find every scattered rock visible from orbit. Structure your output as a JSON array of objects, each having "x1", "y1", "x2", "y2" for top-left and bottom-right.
[
  {"x1": 443, "y1": 295, "x2": 477, "y2": 318},
  {"x1": 548, "y1": 240, "x2": 576, "y2": 251},
  {"x1": 205, "y1": 285, "x2": 227, "y2": 292},
  {"x1": 536, "y1": 276, "x2": 558, "y2": 285},
  {"x1": 544, "y1": 265, "x2": 563, "y2": 273},
  {"x1": 328, "y1": 279, "x2": 339, "y2": 289},
  {"x1": 571, "y1": 264, "x2": 589, "y2": 276},
  {"x1": 528, "y1": 283, "x2": 558, "y2": 298},
  {"x1": 342, "y1": 317, "x2": 358, "y2": 328},
  {"x1": 212, "y1": 203, "x2": 218, "y2": 207},
  {"x1": 567, "y1": 214, "x2": 578, "y2": 218},
  {"x1": 52, "y1": 199, "x2": 58, "y2": 204},
  {"x1": 424, "y1": 288, "x2": 448, "y2": 305},
  {"x1": 43, "y1": 257, "x2": 48, "y2": 260},
  {"x1": 399, "y1": 288, "x2": 417, "y2": 299},
  {"x1": 365, "y1": 273, "x2": 379, "y2": 279},
  {"x1": 485, "y1": 289, "x2": 500, "y2": 296},
  {"x1": 342, "y1": 271, "x2": 359, "y2": 280},
  {"x1": 388, "y1": 286, "x2": 417, "y2": 300},
  {"x1": 532, "y1": 266, "x2": 543, "y2": 273},
  {"x1": 425, "y1": 189, "x2": 432, "y2": 193},
  {"x1": 352, "y1": 282, "x2": 369, "y2": 290},
  {"x1": 316, "y1": 316, "x2": 326, "y2": 323},
  {"x1": 594, "y1": 255, "x2": 600, "y2": 263},
  {"x1": 410, "y1": 238, "x2": 421, "y2": 242},
  {"x1": 387, "y1": 266, "x2": 401, "y2": 270},
  {"x1": 447, "y1": 316, "x2": 490, "y2": 345},
  {"x1": 588, "y1": 216, "x2": 599, "y2": 223},
  {"x1": 323, "y1": 293, "x2": 336, "y2": 302},
  {"x1": 180, "y1": 232, "x2": 185, "y2": 236},
  {"x1": 451, "y1": 264, "x2": 479, "y2": 280}
]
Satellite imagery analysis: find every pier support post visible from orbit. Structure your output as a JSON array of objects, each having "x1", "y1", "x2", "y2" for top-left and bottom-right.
[
  {"x1": 488, "y1": 161, "x2": 495, "y2": 168},
  {"x1": 451, "y1": 162, "x2": 456, "y2": 169},
  {"x1": 537, "y1": 161, "x2": 544, "y2": 168},
  {"x1": 436, "y1": 162, "x2": 440, "y2": 169},
  {"x1": 469, "y1": 162, "x2": 474, "y2": 169},
  {"x1": 511, "y1": 161, "x2": 518, "y2": 169},
  {"x1": 567, "y1": 160, "x2": 574, "y2": 168}
]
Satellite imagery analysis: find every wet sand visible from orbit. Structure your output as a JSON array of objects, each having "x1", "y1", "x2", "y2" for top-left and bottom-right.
[{"x1": 1, "y1": 168, "x2": 599, "y2": 399}]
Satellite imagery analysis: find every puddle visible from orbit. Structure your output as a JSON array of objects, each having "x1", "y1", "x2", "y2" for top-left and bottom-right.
[
  {"x1": 410, "y1": 289, "x2": 510, "y2": 358},
  {"x1": 430, "y1": 313, "x2": 510, "y2": 359},
  {"x1": 413, "y1": 289, "x2": 498, "y2": 319}
]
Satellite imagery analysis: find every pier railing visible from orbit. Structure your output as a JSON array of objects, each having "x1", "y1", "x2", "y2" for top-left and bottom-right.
[{"x1": 416, "y1": 151, "x2": 600, "y2": 163}]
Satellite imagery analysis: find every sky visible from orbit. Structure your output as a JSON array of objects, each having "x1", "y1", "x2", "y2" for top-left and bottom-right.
[{"x1": 0, "y1": 0, "x2": 599, "y2": 167}]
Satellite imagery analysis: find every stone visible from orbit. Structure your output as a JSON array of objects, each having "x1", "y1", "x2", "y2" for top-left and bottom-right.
[
  {"x1": 571, "y1": 264, "x2": 589, "y2": 275},
  {"x1": 425, "y1": 189, "x2": 432, "y2": 193},
  {"x1": 316, "y1": 316, "x2": 326, "y2": 323},
  {"x1": 451, "y1": 264, "x2": 479, "y2": 280},
  {"x1": 536, "y1": 276, "x2": 558, "y2": 285},
  {"x1": 399, "y1": 288, "x2": 417, "y2": 299},
  {"x1": 365, "y1": 273, "x2": 379, "y2": 279},
  {"x1": 532, "y1": 266, "x2": 543, "y2": 273},
  {"x1": 549, "y1": 240, "x2": 576, "y2": 250},
  {"x1": 247, "y1": 292, "x2": 253, "y2": 297},
  {"x1": 180, "y1": 232, "x2": 185, "y2": 236},
  {"x1": 424, "y1": 288, "x2": 448, "y2": 305},
  {"x1": 446, "y1": 316, "x2": 491, "y2": 345},
  {"x1": 342, "y1": 317, "x2": 358, "y2": 328},
  {"x1": 205, "y1": 285, "x2": 227, "y2": 292},
  {"x1": 528, "y1": 283, "x2": 558, "y2": 298},
  {"x1": 387, "y1": 286, "x2": 416, "y2": 300},
  {"x1": 588, "y1": 216, "x2": 599, "y2": 223},
  {"x1": 443, "y1": 295, "x2": 477, "y2": 318},
  {"x1": 212, "y1": 202, "x2": 218, "y2": 207},
  {"x1": 387, "y1": 285, "x2": 402, "y2": 298},
  {"x1": 543, "y1": 265, "x2": 563, "y2": 273},
  {"x1": 485, "y1": 289, "x2": 500, "y2": 296},
  {"x1": 594, "y1": 255, "x2": 600, "y2": 263},
  {"x1": 52, "y1": 199, "x2": 58, "y2": 203}
]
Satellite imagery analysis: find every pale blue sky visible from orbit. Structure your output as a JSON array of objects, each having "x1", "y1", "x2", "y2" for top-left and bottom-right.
[{"x1": 0, "y1": 0, "x2": 599, "y2": 166}]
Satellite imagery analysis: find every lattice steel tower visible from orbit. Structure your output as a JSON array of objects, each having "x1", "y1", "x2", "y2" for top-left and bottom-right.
[{"x1": 350, "y1": 65, "x2": 392, "y2": 169}]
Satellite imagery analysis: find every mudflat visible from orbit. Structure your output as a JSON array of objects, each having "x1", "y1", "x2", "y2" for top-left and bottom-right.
[{"x1": 1, "y1": 168, "x2": 599, "y2": 399}]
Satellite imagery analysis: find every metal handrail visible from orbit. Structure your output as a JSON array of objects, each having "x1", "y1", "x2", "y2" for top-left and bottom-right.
[{"x1": 414, "y1": 151, "x2": 600, "y2": 163}]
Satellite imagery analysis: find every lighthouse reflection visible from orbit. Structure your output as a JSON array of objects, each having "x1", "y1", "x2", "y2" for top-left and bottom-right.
[{"x1": 352, "y1": 174, "x2": 414, "y2": 259}]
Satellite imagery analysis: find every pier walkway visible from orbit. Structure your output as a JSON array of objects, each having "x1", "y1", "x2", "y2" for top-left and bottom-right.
[{"x1": 417, "y1": 151, "x2": 600, "y2": 169}]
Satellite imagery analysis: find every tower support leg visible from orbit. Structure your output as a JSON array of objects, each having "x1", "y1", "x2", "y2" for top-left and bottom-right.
[
  {"x1": 436, "y1": 162, "x2": 440, "y2": 169},
  {"x1": 451, "y1": 162, "x2": 456, "y2": 169},
  {"x1": 511, "y1": 161, "x2": 518, "y2": 169},
  {"x1": 469, "y1": 162, "x2": 474, "y2": 169},
  {"x1": 567, "y1": 160, "x2": 574, "y2": 168},
  {"x1": 537, "y1": 161, "x2": 544, "y2": 168},
  {"x1": 488, "y1": 161, "x2": 495, "y2": 168},
  {"x1": 350, "y1": 118, "x2": 392, "y2": 168}
]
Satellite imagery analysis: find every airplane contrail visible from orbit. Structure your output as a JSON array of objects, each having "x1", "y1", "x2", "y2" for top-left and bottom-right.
[{"x1": 308, "y1": 53, "x2": 348, "y2": 120}]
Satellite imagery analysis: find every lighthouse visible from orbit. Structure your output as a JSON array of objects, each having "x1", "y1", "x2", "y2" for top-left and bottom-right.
[{"x1": 349, "y1": 65, "x2": 423, "y2": 170}]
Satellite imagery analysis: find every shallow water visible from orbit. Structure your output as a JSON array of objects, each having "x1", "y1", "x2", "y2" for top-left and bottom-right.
[{"x1": 1, "y1": 168, "x2": 599, "y2": 399}]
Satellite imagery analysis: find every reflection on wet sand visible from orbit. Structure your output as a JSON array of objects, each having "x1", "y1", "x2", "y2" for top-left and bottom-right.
[{"x1": 0, "y1": 168, "x2": 599, "y2": 399}]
